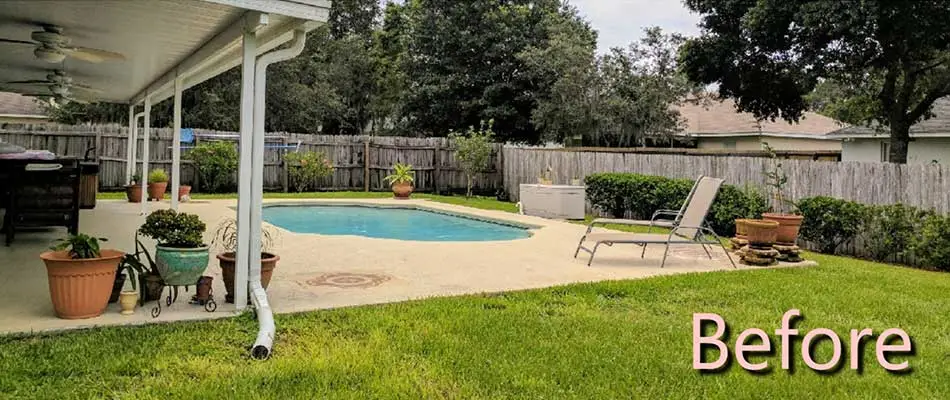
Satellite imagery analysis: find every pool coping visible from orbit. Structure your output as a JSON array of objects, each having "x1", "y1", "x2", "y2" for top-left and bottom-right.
[{"x1": 257, "y1": 200, "x2": 544, "y2": 233}]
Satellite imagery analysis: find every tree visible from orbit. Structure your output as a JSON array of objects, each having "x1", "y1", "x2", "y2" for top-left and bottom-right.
[
  {"x1": 679, "y1": 0, "x2": 950, "y2": 163},
  {"x1": 518, "y1": 4, "x2": 601, "y2": 145},
  {"x1": 449, "y1": 120, "x2": 495, "y2": 197}
]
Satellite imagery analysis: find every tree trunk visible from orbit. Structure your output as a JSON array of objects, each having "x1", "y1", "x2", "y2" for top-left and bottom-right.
[
  {"x1": 889, "y1": 123, "x2": 910, "y2": 164},
  {"x1": 466, "y1": 175, "x2": 473, "y2": 198}
]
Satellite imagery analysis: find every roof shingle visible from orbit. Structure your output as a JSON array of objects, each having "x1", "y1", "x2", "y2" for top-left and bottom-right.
[{"x1": 676, "y1": 99, "x2": 846, "y2": 137}]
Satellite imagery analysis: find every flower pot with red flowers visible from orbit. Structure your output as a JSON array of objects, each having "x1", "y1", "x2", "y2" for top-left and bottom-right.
[
  {"x1": 146, "y1": 169, "x2": 168, "y2": 201},
  {"x1": 384, "y1": 163, "x2": 415, "y2": 199},
  {"x1": 40, "y1": 234, "x2": 124, "y2": 319}
]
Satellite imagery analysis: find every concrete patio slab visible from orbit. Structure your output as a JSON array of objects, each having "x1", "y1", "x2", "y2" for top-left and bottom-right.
[{"x1": 0, "y1": 198, "x2": 815, "y2": 335}]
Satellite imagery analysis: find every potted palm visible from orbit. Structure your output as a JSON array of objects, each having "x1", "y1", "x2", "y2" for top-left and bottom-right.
[
  {"x1": 119, "y1": 234, "x2": 165, "y2": 304},
  {"x1": 147, "y1": 168, "x2": 168, "y2": 201},
  {"x1": 211, "y1": 218, "x2": 280, "y2": 303},
  {"x1": 384, "y1": 163, "x2": 415, "y2": 199},
  {"x1": 39, "y1": 233, "x2": 124, "y2": 319},
  {"x1": 125, "y1": 173, "x2": 143, "y2": 203},
  {"x1": 138, "y1": 209, "x2": 209, "y2": 286}
]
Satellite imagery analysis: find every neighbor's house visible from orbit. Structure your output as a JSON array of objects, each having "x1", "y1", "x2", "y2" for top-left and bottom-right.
[
  {"x1": 675, "y1": 99, "x2": 844, "y2": 155},
  {"x1": 826, "y1": 98, "x2": 950, "y2": 164},
  {"x1": 0, "y1": 92, "x2": 49, "y2": 125}
]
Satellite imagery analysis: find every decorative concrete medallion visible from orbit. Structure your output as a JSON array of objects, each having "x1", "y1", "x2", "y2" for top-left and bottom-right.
[{"x1": 305, "y1": 273, "x2": 391, "y2": 289}]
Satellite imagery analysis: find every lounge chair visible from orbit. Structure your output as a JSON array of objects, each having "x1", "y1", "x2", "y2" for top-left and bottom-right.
[
  {"x1": 574, "y1": 176, "x2": 736, "y2": 268},
  {"x1": 582, "y1": 174, "x2": 704, "y2": 232}
]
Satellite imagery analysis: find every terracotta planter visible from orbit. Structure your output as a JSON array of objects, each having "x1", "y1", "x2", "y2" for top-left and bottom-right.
[
  {"x1": 147, "y1": 182, "x2": 167, "y2": 201},
  {"x1": 40, "y1": 249, "x2": 124, "y2": 319},
  {"x1": 125, "y1": 185, "x2": 143, "y2": 203},
  {"x1": 745, "y1": 219, "x2": 779, "y2": 246},
  {"x1": 762, "y1": 213, "x2": 804, "y2": 245},
  {"x1": 119, "y1": 291, "x2": 138, "y2": 315},
  {"x1": 178, "y1": 185, "x2": 192, "y2": 201},
  {"x1": 392, "y1": 182, "x2": 413, "y2": 199},
  {"x1": 218, "y1": 252, "x2": 279, "y2": 303},
  {"x1": 734, "y1": 219, "x2": 752, "y2": 240}
]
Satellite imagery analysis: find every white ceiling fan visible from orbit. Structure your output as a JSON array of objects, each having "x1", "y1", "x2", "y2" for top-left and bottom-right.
[
  {"x1": 0, "y1": 24, "x2": 125, "y2": 63},
  {"x1": 2, "y1": 70, "x2": 99, "y2": 106}
]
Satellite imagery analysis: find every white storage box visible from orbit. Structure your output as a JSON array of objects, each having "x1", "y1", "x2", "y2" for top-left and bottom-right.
[{"x1": 519, "y1": 184, "x2": 586, "y2": 220}]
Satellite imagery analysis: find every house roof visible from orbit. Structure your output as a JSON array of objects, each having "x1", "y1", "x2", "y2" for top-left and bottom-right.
[
  {"x1": 676, "y1": 99, "x2": 846, "y2": 140},
  {"x1": 0, "y1": 92, "x2": 47, "y2": 117},
  {"x1": 827, "y1": 97, "x2": 950, "y2": 138}
]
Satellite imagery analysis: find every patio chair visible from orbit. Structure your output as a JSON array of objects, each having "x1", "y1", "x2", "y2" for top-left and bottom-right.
[
  {"x1": 574, "y1": 176, "x2": 736, "y2": 268},
  {"x1": 581, "y1": 174, "x2": 705, "y2": 233}
]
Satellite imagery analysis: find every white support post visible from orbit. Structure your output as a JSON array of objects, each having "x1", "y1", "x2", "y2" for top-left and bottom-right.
[
  {"x1": 140, "y1": 95, "x2": 151, "y2": 216},
  {"x1": 126, "y1": 105, "x2": 135, "y2": 185},
  {"x1": 171, "y1": 76, "x2": 183, "y2": 210},
  {"x1": 235, "y1": 28, "x2": 258, "y2": 310}
]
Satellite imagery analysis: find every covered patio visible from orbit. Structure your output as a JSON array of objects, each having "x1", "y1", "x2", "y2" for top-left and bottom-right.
[{"x1": 0, "y1": 0, "x2": 328, "y2": 356}]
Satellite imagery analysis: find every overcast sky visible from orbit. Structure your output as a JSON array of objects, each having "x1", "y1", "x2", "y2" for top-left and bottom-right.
[
  {"x1": 570, "y1": 0, "x2": 702, "y2": 54},
  {"x1": 379, "y1": 0, "x2": 702, "y2": 54}
]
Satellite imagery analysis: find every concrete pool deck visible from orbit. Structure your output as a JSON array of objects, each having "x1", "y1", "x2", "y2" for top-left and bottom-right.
[{"x1": 0, "y1": 198, "x2": 815, "y2": 335}]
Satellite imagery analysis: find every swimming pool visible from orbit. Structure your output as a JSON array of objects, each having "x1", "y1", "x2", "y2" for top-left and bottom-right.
[{"x1": 262, "y1": 205, "x2": 532, "y2": 242}]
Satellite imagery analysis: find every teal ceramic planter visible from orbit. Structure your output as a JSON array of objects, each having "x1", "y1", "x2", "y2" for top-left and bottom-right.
[{"x1": 154, "y1": 245, "x2": 210, "y2": 286}]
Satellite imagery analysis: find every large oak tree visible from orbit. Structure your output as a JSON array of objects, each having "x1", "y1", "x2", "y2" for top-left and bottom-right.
[{"x1": 679, "y1": 0, "x2": 950, "y2": 163}]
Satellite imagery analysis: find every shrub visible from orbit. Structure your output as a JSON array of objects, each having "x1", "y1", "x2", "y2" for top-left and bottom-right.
[
  {"x1": 139, "y1": 209, "x2": 206, "y2": 248},
  {"x1": 910, "y1": 214, "x2": 950, "y2": 271},
  {"x1": 584, "y1": 173, "x2": 767, "y2": 236},
  {"x1": 285, "y1": 151, "x2": 334, "y2": 192},
  {"x1": 796, "y1": 196, "x2": 868, "y2": 253},
  {"x1": 186, "y1": 141, "x2": 238, "y2": 193},
  {"x1": 861, "y1": 204, "x2": 932, "y2": 262},
  {"x1": 450, "y1": 120, "x2": 495, "y2": 197},
  {"x1": 147, "y1": 168, "x2": 168, "y2": 183}
]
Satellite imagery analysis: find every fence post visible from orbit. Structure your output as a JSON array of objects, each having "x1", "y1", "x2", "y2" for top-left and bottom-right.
[
  {"x1": 281, "y1": 137, "x2": 289, "y2": 193},
  {"x1": 364, "y1": 138, "x2": 370, "y2": 192},
  {"x1": 434, "y1": 142, "x2": 442, "y2": 194}
]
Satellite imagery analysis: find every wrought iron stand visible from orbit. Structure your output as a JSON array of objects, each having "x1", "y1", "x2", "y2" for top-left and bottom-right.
[{"x1": 151, "y1": 284, "x2": 217, "y2": 318}]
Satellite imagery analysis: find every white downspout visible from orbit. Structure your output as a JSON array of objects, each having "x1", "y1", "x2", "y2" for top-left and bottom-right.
[{"x1": 248, "y1": 28, "x2": 308, "y2": 360}]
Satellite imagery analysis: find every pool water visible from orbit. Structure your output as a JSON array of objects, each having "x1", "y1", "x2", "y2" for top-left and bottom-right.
[{"x1": 262, "y1": 205, "x2": 531, "y2": 242}]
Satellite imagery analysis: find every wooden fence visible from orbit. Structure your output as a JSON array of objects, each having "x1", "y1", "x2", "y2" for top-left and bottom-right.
[
  {"x1": 0, "y1": 125, "x2": 504, "y2": 194},
  {"x1": 502, "y1": 147, "x2": 950, "y2": 260}
]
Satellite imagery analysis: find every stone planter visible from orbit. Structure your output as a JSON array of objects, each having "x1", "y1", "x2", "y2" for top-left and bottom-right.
[
  {"x1": 762, "y1": 213, "x2": 804, "y2": 245},
  {"x1": 119, "y1": 291, "x2": 138, "y2": 315},
  {"x1": 217, "y1": 251, "x2": 279, "y2": 303},
  {"x1": 154, "y1": 245, "x2": 209, "y2": 286},
  {"x1": 39, "y1": 249, "x2": 124, "y2": 319},
  {"x1": 147, "y1": 182, "x2": 167, "y2": 201},
  {"x1": 392, "y1": 182, "x2": 413, "y2": 199}
]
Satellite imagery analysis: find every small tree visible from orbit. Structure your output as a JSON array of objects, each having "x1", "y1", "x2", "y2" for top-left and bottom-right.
[
  {"x1": 185, "y1": 141, "x2": 238, "y2": 193},
  {"x1": 449, "y1": 120, "x2": 495, "y2": 198},
  {"x1": 284, "y1": 151, "x2": 334, "y2": 192}
]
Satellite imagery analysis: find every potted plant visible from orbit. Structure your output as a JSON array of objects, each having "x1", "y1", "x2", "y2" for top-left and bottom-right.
[
  {"x1": 39, "y1": 233, "x2": 124, "y2": 319},
  {"x1": 147, "y1": 168, "x2": 168, "y2": 201},
  {"x1": 119, "y1": 234, "x2": 165, "y2": 303},
  {"x1": 744, "y1": 219, "x2": 779, "y2": 246},
  {"x1": 178, "y1": 180, "x2": 192, "y2": 202},
  {"x1": 384, "y1": 163, "x2": 415, "y2": 199},
  {"x1": 138, "y1": 209, "x2": 209, "y2": 286},
  {"x1": 761, "y1": 143, "x2": 803, "y2": 245},
  {"x1": 211, "y1": 218, "x2": 280, "y2": 303},
  {"x1": 108, "y1": 263, "x2": 127, "y2": 304},
  {"x1": 115, "y1": 256, "x2": 141, "y2": 315},
  {"x1": 125, "y1": 173, "x2": 143, "y2": 203}
]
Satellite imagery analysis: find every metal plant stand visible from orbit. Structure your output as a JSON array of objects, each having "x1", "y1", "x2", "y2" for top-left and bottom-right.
[{"x1": 151, "y1": 284, "x2": 217, "y2": 318}]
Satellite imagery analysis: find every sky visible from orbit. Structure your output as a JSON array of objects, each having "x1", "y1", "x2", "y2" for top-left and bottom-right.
[{"x1": 570, "y1": 0, "x2": 702, "y2": 54}]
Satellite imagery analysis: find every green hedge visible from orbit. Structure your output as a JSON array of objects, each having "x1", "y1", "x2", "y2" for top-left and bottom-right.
[
  {"x1": 794, "y1": 197, "x2": 949, "y2": 271},
  {"x1": 585, "y1": 173, "x2": 767, "y2": 237}
]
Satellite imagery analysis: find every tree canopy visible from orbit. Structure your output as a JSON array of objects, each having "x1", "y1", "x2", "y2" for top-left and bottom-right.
[{"x1": 679, "y1": 0, "x2": 950, "y2": 163}]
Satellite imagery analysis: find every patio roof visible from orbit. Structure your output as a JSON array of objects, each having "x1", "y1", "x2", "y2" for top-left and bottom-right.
[{"x1": 0, "y1": 0, "x2": 328, "y2": 104}]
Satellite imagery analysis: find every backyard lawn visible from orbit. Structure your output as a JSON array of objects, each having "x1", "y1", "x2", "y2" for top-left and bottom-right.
[{"x1": 2, "y1": 193, "x2": 946, "y2": 398}]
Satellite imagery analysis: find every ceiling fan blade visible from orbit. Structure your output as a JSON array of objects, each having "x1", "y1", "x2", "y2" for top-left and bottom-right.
[
  {"x1": 2, "y1": 80, "x2": 51, "y2": 85},
  {"x1": 65, "y1": 46, "x2": 126, "y2": 63},
  {"x1": 0, "y1": 38, "x2": 35, "y2": 45},
  {"x1": 69, "y1": 82, "x2": 102, "y2": 92}
]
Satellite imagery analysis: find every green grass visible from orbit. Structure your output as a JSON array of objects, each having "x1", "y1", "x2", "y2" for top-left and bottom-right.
[
  {"x1": 98, "y1": 191, "x2": 519, "y2": 213},
  {"x1": 6, "y1": 194, "x2": 945, "y2": 398}
]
